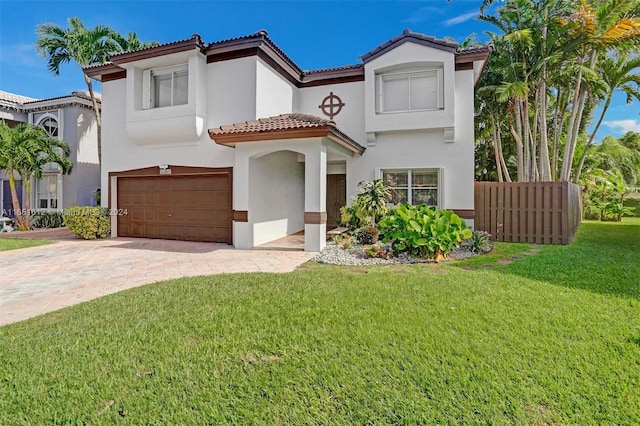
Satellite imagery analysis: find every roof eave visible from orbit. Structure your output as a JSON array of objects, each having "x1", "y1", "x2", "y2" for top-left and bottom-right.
[{"x1": 208, "y1": 126, "x2": 365, "y2": 155}]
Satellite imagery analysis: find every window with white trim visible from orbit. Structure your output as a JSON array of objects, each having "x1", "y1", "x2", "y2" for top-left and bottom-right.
[
  {"x1": 39, "y1": 117, "x2": 59, "y2": 137},
  {"x1": 36, "y1": 116, "x2": 62, "y2": 172},
  {"x1": 378, "y1": 69, "x2": 443, "y2": 113},
  {"x1": 36, "y1": 175, "x2": 58, "y2": 209},
  {"x1": 383, "y1": 169, "x2": 440, "y2": 207},
  {"x1": 143, "y1": 65, "x2": 188, "y2": 109}
]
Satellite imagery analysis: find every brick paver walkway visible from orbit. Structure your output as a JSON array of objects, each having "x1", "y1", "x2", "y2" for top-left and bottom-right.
[{"x1": 0, "y1": 237, "x2": 314, "y2": 325}]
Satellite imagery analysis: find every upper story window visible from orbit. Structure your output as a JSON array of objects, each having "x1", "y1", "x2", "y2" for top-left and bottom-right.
[
  {"x1": 377, "y1": 69, "x2": 443, "y2": 113},
  {"x1": 143, "y1": 65, "x2": 188, "y2": 109},
  {"x1": 39, "y1": 117, "x2": 58, "y2": 137}
]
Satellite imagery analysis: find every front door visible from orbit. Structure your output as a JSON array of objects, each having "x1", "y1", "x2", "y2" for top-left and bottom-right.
[{"x1": 326, "y1": 174, "x2": 346, "y2": 228}]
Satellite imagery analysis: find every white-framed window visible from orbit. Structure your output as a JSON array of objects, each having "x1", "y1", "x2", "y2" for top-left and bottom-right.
[
  {"x1": 36, "y1": 115, "x2": 62, "y2": 172},
  {"x1": 143, "y1": 65, "x2": 188, "y2": 109},
  {"x1": 39, "y1": 117, "x2": 59, "y2": 137},
  {"x1": 36, "y1": 175, "x2": 58, "y2": 209},
  {"x1": 377, "y1": 69, "x2": 444, "y2": 113},
  {"x1": 382, "y1": 169, "x2": 441, "y2": 207}
]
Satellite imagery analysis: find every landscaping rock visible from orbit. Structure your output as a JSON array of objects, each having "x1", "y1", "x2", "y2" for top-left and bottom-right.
[{"x1": 314, "y1": 242, "x2": 479, "y2": 266}]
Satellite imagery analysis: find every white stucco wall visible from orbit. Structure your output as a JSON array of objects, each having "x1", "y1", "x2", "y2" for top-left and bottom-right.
[
  {"x1": 296, "y1": 81, "x2": 365, "y2": 147},
  {"x1": 256, "y1": 58, "x2": 294, "y2": 118},
  {"x1": 249, "y1": 150, "x2": 304, "y2": 246},
  {"x1": 62, "y1": 105, "x2": 99, "y2": 207}
]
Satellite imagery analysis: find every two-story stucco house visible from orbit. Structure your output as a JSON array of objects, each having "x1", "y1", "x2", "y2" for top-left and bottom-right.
[
  {"x1": 85, "y1": 29, "x2": 489, "y2": 251},
  {"x1": 0, "y1": 91, "x2": 100, "y2": 217}
]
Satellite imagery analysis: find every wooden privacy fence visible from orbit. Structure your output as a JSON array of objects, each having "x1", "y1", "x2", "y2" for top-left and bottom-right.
[{"x1": 474, "y1": 182, "x2": 582, "y2": 245}]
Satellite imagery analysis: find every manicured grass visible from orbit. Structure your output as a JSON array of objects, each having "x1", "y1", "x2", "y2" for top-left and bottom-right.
[
  {"x1": 1, "y1": 219, "x2": 639, "y2": 424},
  {"x1": 0, "y1": 238, "x2": 54, "y2": 251}
]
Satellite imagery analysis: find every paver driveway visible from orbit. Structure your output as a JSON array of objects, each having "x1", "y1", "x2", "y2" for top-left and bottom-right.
[{"x1": 0, "y1": 237, "x2": 314, "y2": 326}]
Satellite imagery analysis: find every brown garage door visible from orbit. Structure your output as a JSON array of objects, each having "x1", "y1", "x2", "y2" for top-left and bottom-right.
[{"x1": 117, "y1": 173, "x2": 231, "y2": 243}]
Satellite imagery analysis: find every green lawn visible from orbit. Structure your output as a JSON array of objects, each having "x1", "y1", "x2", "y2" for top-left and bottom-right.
[
  {"x1": 0, "y1": 238, "x2": 53, "y2": 251},
  {"x1": 1, "y1": 219, "x2": 639, "y2": 424}
]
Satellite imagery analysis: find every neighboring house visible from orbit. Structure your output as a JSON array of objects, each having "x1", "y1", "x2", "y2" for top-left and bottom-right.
[
  {"x1": 85, "y1": 29, "x2": 490, "y2": 251},
  {"x1": 0, "y1": 90, "x2": 100, "y2": 217}
]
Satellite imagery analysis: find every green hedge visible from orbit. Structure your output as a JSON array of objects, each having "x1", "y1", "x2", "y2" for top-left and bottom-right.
[
  {"x1": 63, "y1": 206, "x2": 111, "y2": 239},
  {"x1": 31, "y1": 211, "x2": 65, "y2": 229},
  {"x1": 624, "y1": 197, "x2": 640, "y2": 217}
]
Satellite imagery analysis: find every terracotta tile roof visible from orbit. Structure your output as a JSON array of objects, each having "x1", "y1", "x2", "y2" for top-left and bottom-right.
[
  {"x1": 457, "y1": 45, "x2": 492, "y2": 55},
  {"x1": 210, "y1": 113, "x2": 334, "y2": 135},
  {"x1": 23, "y1": 91, "x2": 102, "y2": 104},
  {"x1": 209, "y1": 113, "x2": 365, "y2": 154},
  {"x1": 304, "y1": 64, "x2": 364, "y2": 75},
  {"x1": 207, "y1": 30, "x2": 303, "y2": 76},
  {"x1": 109, "y1": 34, "x2": 205, "y2": 60},
  {"x1": 0, "y1": 90, "x2": 39, "y2": 105},
  {"x1": 360, "y1": 29, "x2": 459, "y2": 63}
]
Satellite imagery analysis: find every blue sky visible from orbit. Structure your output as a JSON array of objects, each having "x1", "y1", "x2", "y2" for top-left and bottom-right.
[{"x1": 0, "y1": 0, "x2": 638, "y2": 139}]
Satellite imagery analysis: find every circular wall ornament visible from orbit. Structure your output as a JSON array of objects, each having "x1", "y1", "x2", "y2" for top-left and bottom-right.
[{"x1": 318, "y1": 92, "x2": 345, "y2": 119}]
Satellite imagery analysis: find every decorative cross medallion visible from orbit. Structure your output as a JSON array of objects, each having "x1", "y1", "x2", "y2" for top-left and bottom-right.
[{"x1": 318, "y1": 92, "x2": 345, "y2": 119}]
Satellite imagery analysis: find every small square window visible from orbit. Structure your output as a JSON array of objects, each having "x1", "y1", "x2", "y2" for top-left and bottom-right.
[{"x1": 145, "y1": 66, "x2": 189, "y2": 109}]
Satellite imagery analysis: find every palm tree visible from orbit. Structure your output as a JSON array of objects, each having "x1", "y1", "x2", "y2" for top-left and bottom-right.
[
  {"x1": 35, "y1": 18, "x2": 157, "y2": 165},
  {"x1": 558, "y1": 0, "x2": 640, "y2": 182},
  {"x1": 574, "y1": 54, "x2": 640, "y2": 181},
  {"x1": 0, "y1": 121, "x2": 73, "y2": 229}
]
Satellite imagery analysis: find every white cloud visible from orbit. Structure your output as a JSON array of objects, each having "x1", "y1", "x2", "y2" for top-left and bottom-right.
[
  {"x1": 602, "y1": 119, "x2": 640, "y2": 134},
  {"x1": 0, "y1": 43, "x2": 41, "y2": 68},
  {"x1": 444, "y1": 11, "x2": 479, "y2": 26},
  {"x1": 403, "y1": 7, "x2": 443, "y2": 24}
]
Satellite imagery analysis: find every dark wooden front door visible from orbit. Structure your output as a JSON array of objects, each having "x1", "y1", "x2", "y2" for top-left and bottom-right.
[
  {"x1": 326, "y1": 174, "x2": 346, "y2": 228},
  {"x1": 117, "y1": 174, "x2": 232, "y2": 243}
]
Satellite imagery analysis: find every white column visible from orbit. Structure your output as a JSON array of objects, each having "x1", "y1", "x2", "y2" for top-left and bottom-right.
[
  {"x1": 304, "y1": 144, "x2": 327, "y2": 252},
  {"x1": 233, "y1": 151, "x2": 252, "y2": 249}
]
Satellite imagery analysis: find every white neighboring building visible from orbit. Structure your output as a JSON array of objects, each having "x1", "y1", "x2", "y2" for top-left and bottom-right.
[
  {"x1": 85, "y1": 30, "x2": 490, "y2": 251},
  {"x1": 0, "y1": 91, "x2": 100, "y2": 217}
]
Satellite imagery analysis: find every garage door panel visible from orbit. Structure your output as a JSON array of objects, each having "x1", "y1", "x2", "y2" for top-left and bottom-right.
[{"x1": 117, "y1": 173, "x2": 231, "y2": 243}]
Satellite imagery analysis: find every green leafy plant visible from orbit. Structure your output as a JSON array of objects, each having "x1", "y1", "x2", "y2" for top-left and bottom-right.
[
  {"x1": 379, "y1": 204, "x2": 472, "y2": 260},
  {"x1": 354, "y1": 180, "x2": 391, "y2": 226},
  {"x1": 63, "y1": 206, "x2": 110, "y2": 239},
  {"x1": 463, "y1": 230, "x2": 493, "y2": 254},
  {"x1": 356, "y1": 225, "x2": 379, "y2": 245},
  {"x1": 339, "y1": 205, "x2": 366, "y2": 231},
  {"x1": 363, "y1": 242, "x2": 390, "y2": 259},
  {"x1": 333, "y1": 233, "x2": 352, "y2": 249},
  {"x1": 31, "y1": 210, "x2": 64, "y2": 229},
  {"x1": 582, "y1": 169, "x2": 635, "y2": 222}
]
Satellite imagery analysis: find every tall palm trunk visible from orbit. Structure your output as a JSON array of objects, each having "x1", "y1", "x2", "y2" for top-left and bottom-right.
[
  {"x1": 496, "y1": 123, "x2": 512, "y2": 182},
  {"x1": 24, "y1": 176, "x2": 32, "y2": 229},
  {"x1": 575, "y1": 96, "x2": 612, "y2": 182},
  {"x1": 538, "y1": 76, "x2": 552, "y2": 181},
  {"x1": 491, "y1": 119, "x2": 504, "y2": 182},
  {"x1": 7, "y1": 173, "x2": 24, "y2": 229},
  {"x1": 84, "y1": 73, "x2": 101, "y2": 165},
  {"x1": 561, "y1": 51, "x2": 597, "y2": 181}
]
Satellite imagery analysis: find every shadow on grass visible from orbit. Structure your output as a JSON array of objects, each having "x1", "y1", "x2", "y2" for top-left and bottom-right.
[{"x1": 495, "y1": 220, "x2": 640, "y2": 299}]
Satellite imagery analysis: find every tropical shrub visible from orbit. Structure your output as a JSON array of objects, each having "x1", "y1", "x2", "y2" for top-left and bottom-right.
[
  {"x1": 31, "y1": 210, "x2": 64, "y2": 229},
  {"x1": 582, "y1": 170, "x2": 635, "y2": 221},
  {"x1": 353, "y1": 180, "x2": 391, "y2": 226},
  {"x1": 379, "y1": 204, "x2": 472, "y2": 259},
  {"x1": 333, "y1": 233, "x2": 352, "y2": 249},
  {"x1": 339, "y1": 205, "x2": 366, "y2": 231},
  {"x1": 356, "y1": 225, "x2": 379, "y2": 245},
  {"x1": 63, "y1": 206, "x2": 110, "y2": 239},
  {"x1": 363, "y1": 242, "x2": 390, "y2": 259},
  {"x1": 463, "y1": 230, "x2": 493, "y2": 254},
  {"x1": 340, "y1": 180, "x2": 391, "y2": 231}
]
